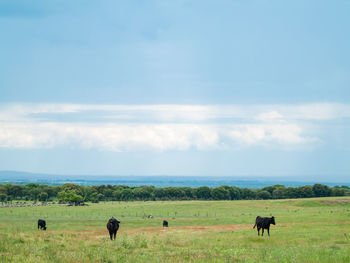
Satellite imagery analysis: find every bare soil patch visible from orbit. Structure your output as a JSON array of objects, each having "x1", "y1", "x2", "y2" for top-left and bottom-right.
[
  {"x1": 69, "y1": 221, "x2": 339, "y2": 239},
  {"x1": 69, "y1": 224, "x2": 252, "y2": 239},
  {"x1": 121, "y1": 224, "x2": 252, "y2": 235},
  {"x1": 321, "y1": 199, "x2": 350, "y2": 205}
]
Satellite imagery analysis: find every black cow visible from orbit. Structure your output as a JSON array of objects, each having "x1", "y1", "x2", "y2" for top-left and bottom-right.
[
  {"x1": 38, "y1": 219, "x2": 46, "y2": 230},
  {"x1": 163, "y1": 220, "x2": 168, "y2": 227},
  {"x1": 253, "y1": 216, "x2": 275, "y2": 236},
  {"x1": 107, "y1": 217, "x2": 120, "y2": 240}
]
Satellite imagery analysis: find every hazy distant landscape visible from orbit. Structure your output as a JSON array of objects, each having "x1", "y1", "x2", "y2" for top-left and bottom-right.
[{"x1": 1, "y1": 171, "x2": 349, "y2": 188}]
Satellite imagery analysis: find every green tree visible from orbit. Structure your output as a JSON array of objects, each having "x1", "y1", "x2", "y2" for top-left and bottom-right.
[
  {"x1": 38, "y1": 192, "x2": 48, "y2": 202},
  {"x1": 61, "y1": 184, "x2": 83, "y2": 196},
  {"x1": 312, "y1": 184, "x2": 332, "y2": 197},
  {"x1": 120, "y1": 188, "x2": 134, "y2": 201},
  {"x1": 70, "y1": 193, "x2": 83, "y2": 205},
  {"x1": 29, "y1": 188, "x2": 41, "y2": 200},
  {"x1": 332, "y1": 187, "x2": 345, "y2": 196},
  {"x1": 112, "y1": 190, "x2": 122, "y2": 201},
  {"x1": 211, "y1": 186, "x2": 230, "y2": 200},
  {"x1": 297, "y1": 186, "x2": 314, "y2": 198},
  {"x1": 257, "y1": 190, "x2": 272, "y2": 200},
  {"x1": 103, "y1": 189, "x2": 114, "y2": 200},
  {"x1": 196, "y1": 186, "x2": 211, "y2": 200},
  {"x1": 272, "y1": 187, "x2": 286, "y2": 199},
  {"x1": 0, "y1": 193, "x2": 7, "y2": 203},
  {"x1": 6, "y1": 185, "x2": 24, "y2": 200},
  {"x1": 58, "y1": 190, "x2": 84, "y2": 205},
  {"x1": 163, "y1": 187, "x2": 185, "y2": 199},
  {"x1": 285, "y1": 187, "x2": 299, "y2": 198},
  {"x1": 84, "y1": 188, "x2": 99, "y2": 202},
  {"x1": 227, "y1": 186, "x2": 241, "y2": 200},
  {"x1": 262, "y1": 185, "x2": 284, "y2": 195},
  {"x1": 240, "y1": 188, "x2": 257, "y2": 199},
  {"x1": 154, "y1": 188, "x2": 166, "y2": 200},
  {"x1": 133, "y1": 188, "x2": 152, "y2": 200},
  {"x1": 182, "y1": 187, "x2": 195, "y2": 199}
]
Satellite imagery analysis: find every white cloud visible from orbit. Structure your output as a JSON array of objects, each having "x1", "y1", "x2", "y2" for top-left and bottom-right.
[
  {"x1": 0, "y1": 121, "x2": 313, "y2": 151},
  {"x1": 1, "y1": 102, "x2": 350, "y2": 122},
  {"x1": 256, "y1": 111, "x2": 284, "y2": 122},
  {"x1": 1, "y1": 102, "x2": 347, "y2": 151},
  {"x1": 225, "y1": 124, "x2": 313, "y2": 146},
  {"x1": 0, "y1": 122, "x2": 220, "y2": 151}
]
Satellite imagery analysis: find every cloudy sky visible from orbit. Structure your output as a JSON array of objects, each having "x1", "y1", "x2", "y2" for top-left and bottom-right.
[{"x1": 0, "y1": 0, "x2": 349, "y2": 180}]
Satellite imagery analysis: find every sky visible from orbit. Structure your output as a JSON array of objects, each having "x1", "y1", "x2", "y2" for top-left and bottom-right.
[{"x1": 0, "y1": 0, "x2": 349, "y2": 181}]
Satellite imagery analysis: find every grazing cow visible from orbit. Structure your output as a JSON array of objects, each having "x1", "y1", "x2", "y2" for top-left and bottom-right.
[
  {"x1": 253, "y1": 216, "x2": 275, "y2": 236},
  {"x1": 163, "y1": 220, "x2": 168, "y2": 227},
  {"x1": 38, "y1": 219, "x2": 47, "y2": 230},
  {"x1": 107, "y1": 217, "x2": 120, "y2": 240}
]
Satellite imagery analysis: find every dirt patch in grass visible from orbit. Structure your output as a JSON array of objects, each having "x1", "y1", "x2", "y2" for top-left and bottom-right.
[
  {"x1": 68, "y1": 224, "x2": 252, "y2": 239},
  {"x1": 320, "y1": 199, "x2": 350, "y2": 205},
  {"x1": 63, "y1": 221, "x2": 346, "y2": 240},
  {"x1": 123, "y1": 224, "x2": 252, "y2": 235}
]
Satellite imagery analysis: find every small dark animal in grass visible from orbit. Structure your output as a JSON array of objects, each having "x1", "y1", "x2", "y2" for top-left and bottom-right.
[
  {"x1": 107, "y1": 217, "x2": 120, "y2": 240},
  {"x1": 37, "y1": 219, "x2": 47, "y2": 230},
  {"x1": 253, "y1": 216, "x2": 275, "y2": 236},
  {"x1": 163, "y1": 220, "x2": 168, "y2": 227}
]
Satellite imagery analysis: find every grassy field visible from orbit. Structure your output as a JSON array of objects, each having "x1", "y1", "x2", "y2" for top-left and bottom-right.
[{"x1": 0, "y1": 197, "x2": 349, "y2": 262}]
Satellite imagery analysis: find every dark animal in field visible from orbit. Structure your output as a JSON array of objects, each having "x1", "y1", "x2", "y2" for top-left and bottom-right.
[
  {"x1": 37, "y1": 219, "x2": 46, "y2": 230},
  {"x1": 163, "y1": 220, "x2": 168, "y2": 227},
  {"x1": 107, "y1": 217, "x2": 120, "y2": 240},
  {"x1": 253, "y1": 216, "x2": 275, "y2": 236}
]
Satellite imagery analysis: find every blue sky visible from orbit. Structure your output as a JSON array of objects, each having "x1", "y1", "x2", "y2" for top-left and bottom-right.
[{"x1": 0, "y1": 0, "x2": 349, "y2": 181}]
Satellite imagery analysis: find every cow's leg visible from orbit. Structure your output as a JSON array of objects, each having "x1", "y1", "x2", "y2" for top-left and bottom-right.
[
  {"x1": 113, "y1": 231, "x2": 116, "y2": 240},
  {"x1": 267, "y1": 227, "x2": 270, "y2": 236},
  {"x1": 109, "y1": 231, "x2": 113, "y2": 240},
  {"x1": 257, "y1": 227, "x2": 260, "y2": 236},
  {"x1": 262, "y1": 228, "x2": 264, "y2": 236}
]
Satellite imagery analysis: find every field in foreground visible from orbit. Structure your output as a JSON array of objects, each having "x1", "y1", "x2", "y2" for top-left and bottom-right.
[{"x1": 0, "y1": 197, "x2": 349, "y2": 262}]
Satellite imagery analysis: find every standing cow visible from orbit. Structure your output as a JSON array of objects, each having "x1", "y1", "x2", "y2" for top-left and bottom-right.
[
  {"x1": 253, "y1": 216, "x2": 275, "y2": 236},
  {"x1": 38, "y1": 219, "x2": 47, "y2": 230},
  {"x1": 163, "y1": 220, "x2": 168, "y2": 227},
  {"x1": 107, "y1": 217, "x2": 120, "y2": 240}
]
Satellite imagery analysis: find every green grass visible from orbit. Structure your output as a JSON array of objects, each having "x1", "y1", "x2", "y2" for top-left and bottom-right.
[{"x1": 0, "y1": 197, "x2": 350, "y2": 262}]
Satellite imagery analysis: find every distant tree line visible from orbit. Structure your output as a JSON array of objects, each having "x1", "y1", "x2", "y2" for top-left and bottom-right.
[{"x1": 0, "y1": 183, "x2": 349, "y2": 205}]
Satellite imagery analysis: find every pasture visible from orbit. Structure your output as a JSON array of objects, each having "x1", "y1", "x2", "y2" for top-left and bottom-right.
[{"x1": 0, "y1": 197, "x2": 349, "y2": 262}]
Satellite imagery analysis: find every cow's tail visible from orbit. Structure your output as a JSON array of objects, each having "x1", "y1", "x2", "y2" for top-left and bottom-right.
[{"x1": 253, "y1": 216, "x2": 259, "y2": 228}]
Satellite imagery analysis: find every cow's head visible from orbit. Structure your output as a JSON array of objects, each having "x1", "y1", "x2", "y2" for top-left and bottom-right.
[
  {"x1": 109, "y1": 218, "x2": 120, "y2": 224},
  {"x1": 43, "y1": 226, "x2": 47, "y2": 230},
  {"x1": 271, "y1": 216, "x2": 276, "y2": 225}
]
